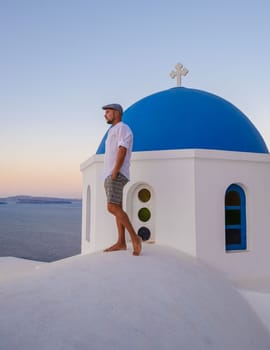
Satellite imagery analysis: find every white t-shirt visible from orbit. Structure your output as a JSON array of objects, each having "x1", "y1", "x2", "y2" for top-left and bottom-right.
[{"x1": 103, "y1": 121, "x2": 133, "y2": 180}]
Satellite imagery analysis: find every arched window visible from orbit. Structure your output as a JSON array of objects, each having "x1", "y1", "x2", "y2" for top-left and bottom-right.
[
  {"x1": 225, "y1": 184, "x2": 246, "y2": 251},
  {"x1": 86, "y1": 186, "x2": 91, "y2": 242},
  {"x1": 137, "y1": 188, "x2": 152, "y2": 241},
  {"x1": 128, "y1": 185, "x2": 154, "y2": 242}
]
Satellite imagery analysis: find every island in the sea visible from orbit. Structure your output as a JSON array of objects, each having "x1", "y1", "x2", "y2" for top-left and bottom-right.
[{"x1": 0, "y1": 195, "x2": 81, "y2": 205}]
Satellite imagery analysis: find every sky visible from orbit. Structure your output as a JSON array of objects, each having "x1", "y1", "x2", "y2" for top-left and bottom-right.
[{"x1": 1, "y1": 0, "x2": 270, "y2": 198}]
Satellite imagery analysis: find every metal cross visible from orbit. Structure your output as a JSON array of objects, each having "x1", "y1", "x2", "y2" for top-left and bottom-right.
[{"x1": 170, "y1": 63, "x2": 189, "y2": 87}]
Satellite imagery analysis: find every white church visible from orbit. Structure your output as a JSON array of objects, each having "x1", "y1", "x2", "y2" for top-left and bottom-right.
[
  {"x1": 80, "y1": 64, "x2": 270, "y2": 283},
  {"x1": 2, "y1": 65, "x2": 270, "y2": 349}
]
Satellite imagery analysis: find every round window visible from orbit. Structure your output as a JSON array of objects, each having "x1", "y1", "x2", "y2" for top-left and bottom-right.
[
  {"x1": 138, "y1": 207, "x2": 151, "y2": 222},
  {"x1": 138, "y1": 227, "x2": 151, "y2": 241},
  {"x1": 138, "y1": 188, "x2": 151, "y2": 203}
]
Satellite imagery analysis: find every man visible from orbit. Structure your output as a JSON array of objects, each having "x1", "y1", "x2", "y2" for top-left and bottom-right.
[{"x1": 102, "y1": 103, "x2": 142, "y2": 256}]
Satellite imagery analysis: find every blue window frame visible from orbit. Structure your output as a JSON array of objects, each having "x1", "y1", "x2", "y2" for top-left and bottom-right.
[{"x1": 225, "y1": 184, "x2": 246, "y2": 251}]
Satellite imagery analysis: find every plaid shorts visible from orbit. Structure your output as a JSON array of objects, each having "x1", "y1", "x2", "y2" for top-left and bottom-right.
[{"x1": 104, "y1": 173, "x2": 129, "y2": 204}]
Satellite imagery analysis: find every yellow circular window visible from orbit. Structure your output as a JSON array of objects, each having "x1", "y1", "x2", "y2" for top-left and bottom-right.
[{"x1": 138, "y1": 188, "x2": 151, "y2": 203}]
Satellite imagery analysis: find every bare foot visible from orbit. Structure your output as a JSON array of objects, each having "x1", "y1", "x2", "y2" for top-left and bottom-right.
[
  {"x1": 132, "y1": 236, "x2": 142, "y2": 256},
  {"x1": 104, "y1": 243, "x2": 127, "y2": 252}
]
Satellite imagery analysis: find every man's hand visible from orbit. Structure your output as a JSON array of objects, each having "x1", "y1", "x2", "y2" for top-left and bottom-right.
[{"x1": 111, "y1": 170, "x2": 118, "y2": 180}]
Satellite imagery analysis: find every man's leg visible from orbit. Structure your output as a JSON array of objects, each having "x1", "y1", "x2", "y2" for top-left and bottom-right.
[
  {"x1": 106, "y1": 203, "x2": 142, "y2": 256},
  {"x1": 103, "y1": 174, "x2": 142, "y2": 255},
  {"x1": 104, "y1": 203, "x2": 127, "y2": 252}
]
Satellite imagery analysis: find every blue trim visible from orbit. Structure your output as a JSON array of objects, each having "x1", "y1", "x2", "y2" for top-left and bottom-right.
[
  {"x1": 225, "y1": 184, "x2": 247, "y2": 251},
  {"x1": 226, "y1": 205, "x2": 241, "y2": 210},
  {"x1": 226, "y1": 225, "x2": 241, "y2": 229}
]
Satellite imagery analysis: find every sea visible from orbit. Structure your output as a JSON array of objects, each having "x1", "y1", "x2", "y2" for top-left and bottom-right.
[{"x1": 0, "y1": 201, "x2": 82, "y2": 262}]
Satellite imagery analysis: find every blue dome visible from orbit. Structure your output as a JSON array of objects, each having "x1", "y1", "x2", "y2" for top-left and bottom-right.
[{"x1": 96, "y1": 87, "x2": 268, "y2": 154}]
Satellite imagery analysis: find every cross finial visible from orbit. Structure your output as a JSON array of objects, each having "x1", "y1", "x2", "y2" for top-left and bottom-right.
[{"x1": 170, "y1": 63, "x2": 189, "y2": 87}]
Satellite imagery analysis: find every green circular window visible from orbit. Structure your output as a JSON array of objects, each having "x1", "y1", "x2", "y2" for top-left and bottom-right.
[
  {"x1": 138, "y1": 188, "x2": 151, "y2": 203},
  {"x1": 138, "y1": 207, "x2": 151, "y2": 222}
]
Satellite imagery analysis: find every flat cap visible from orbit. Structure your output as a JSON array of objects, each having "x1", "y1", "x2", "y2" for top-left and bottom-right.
[{"x1": 102, "y1": 103, "x2": 123, "y2": 115}]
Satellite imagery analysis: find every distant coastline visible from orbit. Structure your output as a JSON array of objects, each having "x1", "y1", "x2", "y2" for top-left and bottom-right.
[
  {"x1": 0, "y1": 195, "x2": 81, "y2": 205},
  {"x1": 16, "y1": 198, "x2": 72, "y2": 204}
]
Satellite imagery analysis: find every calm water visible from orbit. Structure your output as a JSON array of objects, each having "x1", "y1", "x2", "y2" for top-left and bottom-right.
[{"x1": 0, "y1": 202, "x2": 82, "y2": 262}]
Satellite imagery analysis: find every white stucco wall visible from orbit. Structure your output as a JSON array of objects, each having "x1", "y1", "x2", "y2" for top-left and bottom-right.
[
  {"x1": 80, "y1": 150, "x2": 198, "y2": 255},
  {"x1": 80, "y1": 154, "x2": 115, "y2": 253},
  {"x1": 126, "y1": 151, "x2": 197, "y2": 255},
  {"x1": 80, "y1": 149, "x2": 270, "y2": 282},
  {"x1": 194, "y1": 149, "x2": 270, "y2": 281}
]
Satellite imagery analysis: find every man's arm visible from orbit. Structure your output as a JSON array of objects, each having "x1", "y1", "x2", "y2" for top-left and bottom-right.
[{"x1": 112, "y1": 146, "x2": 127, "y2": 179}]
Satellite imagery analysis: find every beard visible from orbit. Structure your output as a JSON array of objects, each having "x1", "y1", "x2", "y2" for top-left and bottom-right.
[{"x1": 106, "y1": 116, "x2": 114, "y2": 124}]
